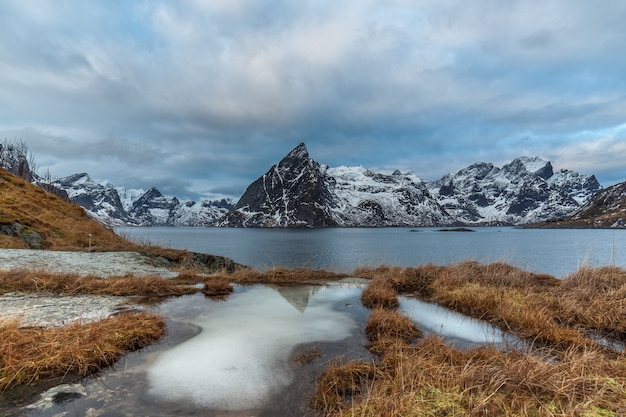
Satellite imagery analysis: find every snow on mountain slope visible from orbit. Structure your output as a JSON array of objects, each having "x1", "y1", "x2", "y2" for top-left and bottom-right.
[
  {"x1": 54, "y1": 174, "x2": 233, "y2": 227},
  {"x1": 427, "y1": 157, "x2": 601, "y2": 225},
  {"x1": 220, "y1": 143, "x2": 453, "y2": 227},
  {"x1": 54, "y1": 145, "x2": 603, "y2": 228},
  {"x1": 326, "y1": 165, "x2": 451, "y2": 227},
  {"x1": 53, "y1": 173, "x2": 133, "y2": 226}
]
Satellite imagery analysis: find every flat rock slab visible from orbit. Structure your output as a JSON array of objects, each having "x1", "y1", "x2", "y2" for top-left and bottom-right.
[
  {"x1": 0, "y1": 249, "x2": 177, "y2": 278},
  {"x1": 0, "y1": 293, "x2": 134, "y2": 327},
  {"x1": 0, "y1": 249, "x2": 169, "y2": 327}
]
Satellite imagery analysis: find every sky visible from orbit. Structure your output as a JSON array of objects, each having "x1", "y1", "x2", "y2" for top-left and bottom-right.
[{"x1": 1, "y1": 0, "x2": 625, "y2": 201}]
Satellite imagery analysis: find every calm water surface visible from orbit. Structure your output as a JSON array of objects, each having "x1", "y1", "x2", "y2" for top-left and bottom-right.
[{"x1": 117, "y1": 226, "x2": 626, "y2": 277}]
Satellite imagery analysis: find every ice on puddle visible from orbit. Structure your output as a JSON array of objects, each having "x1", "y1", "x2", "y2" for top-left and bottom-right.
[
  {"x1": 147, "y1": 285, "x2": 359, "y2": 410},
  {"x1": 399, "y1": 296, "x2": 508, "y2": 344}
]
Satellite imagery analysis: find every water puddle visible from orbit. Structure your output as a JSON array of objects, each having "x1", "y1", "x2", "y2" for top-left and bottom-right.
[
  {"x1": 23, "y1": 282, "x2": 370, "y2": 417},
  {"x1": 19, "y1": 284, "x2": 523, "y2": 416},
  {"x1": 399, "y1": 295, "x2": 521, "y2": 349}
]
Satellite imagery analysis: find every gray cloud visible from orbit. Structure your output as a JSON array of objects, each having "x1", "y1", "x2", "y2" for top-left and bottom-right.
[{"x1": 1, "y1": 0, "x2": 626, "y2": 199}]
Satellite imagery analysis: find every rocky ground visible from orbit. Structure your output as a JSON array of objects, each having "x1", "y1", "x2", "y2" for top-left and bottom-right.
[
  {"x1": 0, "y1": 249, "x2": 178, "y2": 278},
  {"x1": 0, "y1": 249, "x2": 177, "y2": 327}
]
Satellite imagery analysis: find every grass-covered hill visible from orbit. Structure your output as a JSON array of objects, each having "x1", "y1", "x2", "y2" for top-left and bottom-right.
[{"x1": 0, "y1": 168, "x2": 134, "y2": 250}]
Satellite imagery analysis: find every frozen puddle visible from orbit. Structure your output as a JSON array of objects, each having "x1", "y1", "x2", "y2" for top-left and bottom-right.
[
  {"x1": 0, "y1": 249, "x2": 177, "y2": 278},
  {"x1": 399, "y1": 296, "x2": 520, "y2": 347},
  {"x1": 147, "y1": 283, "x2": 361, "y2": 411}
]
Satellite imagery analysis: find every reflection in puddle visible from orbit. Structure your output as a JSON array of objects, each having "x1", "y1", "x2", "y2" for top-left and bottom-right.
[
  {"x1": 399, "y1": 296, "x2": 519, "y2": 348},
  {"x1": 147, "y1": 284, "x2": 360, "y2": 411},
  {"x1": 20, "y1": 283, "x2": 525, "y2": 417},
  {"x1": 22, "y1": 283, "x2": 367, "y2": 417}
]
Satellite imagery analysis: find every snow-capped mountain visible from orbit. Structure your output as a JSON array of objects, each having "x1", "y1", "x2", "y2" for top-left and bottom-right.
[
  {"x1": 53, "y1": 143, "x2": 603, "y2": 228},
  {"x1": 54, "y1": 173, "x2": 133, "y2": 226},
  {"x1": 218, "y1": 143, "x2": 340, "y2": 227},
  {"x1": 426, "y1": 157, "x2": 601, "y2": 225},
  {"x1": 53, "y1": 174, "x2": 233, "y2": 227},
  {"x1": 219, "y1": 143, "x2": 453, "y2": 227},
  {"x1": 220, "y1": 143, "x2": 601, "y2": 228},
  {"x1": 325, "y1": 166, "x2": 451, "y2": 227},
  {"x1": 539, "y1": 181, "x2": 626, "y2": 228}
]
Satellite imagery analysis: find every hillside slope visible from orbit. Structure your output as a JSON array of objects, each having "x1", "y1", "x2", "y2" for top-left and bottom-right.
[
  {"x1": 532, "y1": 181, "x2": 626, "y2": 228},
  {"x1": 0, "y1": 168, "x2": 134, "y2": 250}
]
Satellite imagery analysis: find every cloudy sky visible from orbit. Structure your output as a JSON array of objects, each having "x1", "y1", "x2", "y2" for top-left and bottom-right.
[{"x1": 1, "y1": 0, "x2": 625, "y2": 200}]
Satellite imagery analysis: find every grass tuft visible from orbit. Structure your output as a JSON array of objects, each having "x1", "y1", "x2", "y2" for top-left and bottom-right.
[
  {"x1": 312, "y1": 361, "x2": 378, "y2": 415},
  {"x1": 361, "y1": 276, "x2": 399, "y2": 309},
  {"x1": 0, "y1": 269, "x2": 200, "y2": 298},
  {"x1": 365, "y1": 308, "x2": 422, "y2": 347},
  {"x1": 201, "y1": 279, "x2": 234, "y2": 298},
  {"x1": 0, "y1": 312, "x2": 165, "y2": 393}
]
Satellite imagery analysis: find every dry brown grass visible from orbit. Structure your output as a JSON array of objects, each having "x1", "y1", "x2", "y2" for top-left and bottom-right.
[
  {"x1": 212, "y1": 266, "x2": 347, "y2": 285},
  {"x1": 416, "y1": 261, "x2": 622, "y2": 350},
  {"x1": 0, "y1": 270, "x2": 200, "y2": 298},
  {"x1": 312, "y1": 361, "x2": 379, "y2": 415},
  {"x1": 201, "y1": 279, "x2": 234, "y2": 297},
  {"x1": 319, "y1": 335, "x2": 626, "y2": 417},
  {"x1": 0, "y1": 312, "x2": 165, "y2": 393},
  {"x1": 293, "y1": 347, "x2": 323, "y2": 366},
  {"x1": 365, "y1": 308, "x2": 422, "y2": 348},
  {"x1": 312, "y1": 261, "x2": 626, "y2": 416},
  {"x1": 0, "y1": 168, "x2": 137, "y2": 251},
  {"x1": 361, "y1": 276, "x2": 399, "y2": 309},
  {"x1": 556, "y1": 266, "x2": 626, "y2": 337}
]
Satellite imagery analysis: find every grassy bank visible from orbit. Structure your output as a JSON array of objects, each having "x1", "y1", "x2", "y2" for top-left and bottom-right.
[
  {"x1": 0, "y1": 269, "x2": 198, "y2": 298},
  {"x1": 313, "y1": 262, "x2": 626, "y2": 416},
  {"x1": 1, "y1": 260, "x2": 624, "y2": 415},
  {"x1": 0, "y1": 312, "x2": 165, "y2": 397}
]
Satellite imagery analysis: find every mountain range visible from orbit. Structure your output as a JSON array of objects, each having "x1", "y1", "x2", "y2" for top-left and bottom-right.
[
  {"x1": 52, "y1": 173, "x2": 233, "y2": 227},
  {"x1": 219, "y1": 143, "x2": 602, "y2": 227},
  {"x1": 50, "y1": 142, "x2": 611, "y2": 228}
]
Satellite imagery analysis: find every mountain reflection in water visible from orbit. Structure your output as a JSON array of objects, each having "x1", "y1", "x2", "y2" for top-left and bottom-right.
[
  {"x1": 147, "y1": 284, "x2": 360, "y2": 411},
  {"x1": 21, "y1": 282, "x2": 523, "y2": 417}
]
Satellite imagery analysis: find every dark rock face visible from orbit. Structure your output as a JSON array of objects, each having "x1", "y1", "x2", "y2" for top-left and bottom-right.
[
  {"x1": 221, "y1": 143, "x2": 337, "y2": 227},
  {"x1": 0, "y1": 222, "x2": 43, "y2": 249},
  {"x1": 220, "y1": 143, "x2": 452, "y2": 227},
  {"x1": 142, "y1": 250, "x2": 244, "y2": 273}
]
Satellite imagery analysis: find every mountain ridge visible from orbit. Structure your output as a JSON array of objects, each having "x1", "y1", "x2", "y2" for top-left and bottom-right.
[
  {"x1": 529, "y1": 181, "x2": 626, "y2": 228},
  {"x1": 219, "y1": 143, "x2": 602, "y2": 227},
  {"x1": 52, "y1": 174, "x2": 234, "y2": 227},
  {"x1": 52, "y1": 142, "x2": 611, "y2": 228}
]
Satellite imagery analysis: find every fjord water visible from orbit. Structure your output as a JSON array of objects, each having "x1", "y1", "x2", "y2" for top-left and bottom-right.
[{"x1": 117, "y1": 226, "x2": 626, "y2": 277}]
